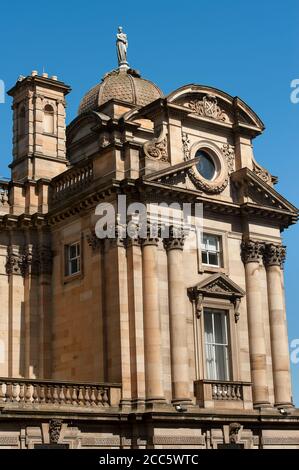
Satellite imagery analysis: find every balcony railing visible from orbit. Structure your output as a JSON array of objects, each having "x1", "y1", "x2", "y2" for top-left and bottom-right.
[
  {"x1": 51, "y1": 162, "x2": 93, "y2": 204},
  {"x1": 194, "y1": 379, "x2": 252, "y2": 410},
  {"x1": 0, "y1": 377, "x2": 121, "y2": 409}
]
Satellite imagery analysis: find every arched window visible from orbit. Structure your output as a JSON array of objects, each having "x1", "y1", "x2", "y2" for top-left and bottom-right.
[
  {"x1": 44, "y1": 104, "x2": 54, "y2": 134},
  {"x1": 18, "y1": 106, "x2": 25, "y2": 136}
]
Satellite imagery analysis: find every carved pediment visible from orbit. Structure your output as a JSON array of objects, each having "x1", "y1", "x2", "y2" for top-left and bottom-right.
[
  {"x1": 190, "y1": 273, "x2": 245, "y2": 298},
  {"x1": 231, "y1": 168, "x2": 298, "y2": 216},
  {"x1": 188, "y1": 273, "x2": 245, "y2": 322}
]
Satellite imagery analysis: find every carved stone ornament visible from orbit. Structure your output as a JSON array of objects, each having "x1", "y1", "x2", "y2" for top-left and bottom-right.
[
  {"x1": 6, "y1": 245, "x2": 52, "y2": 277},
  {"x1": 182, "y1": 132, "x2": 191, "y2": 161},
  {"x1": 163, "y1": 226, "x2": 185, "y2": 252},
  {"x1": 87, "y1": 231, "x2": 102, "y2": 251},
  {"x1": 252, "y1": 159, "x2": 272, "y2": 184},
  {"x1": 143, "y1": 127, "x2": 168, "y2": 162},
  {"x1": 241, "y1": 240, "x2": 265, "y2": 264},
  {"x1": 264, "y1": 243, "x2": 286, "y2": 268},
  {"x1": 222, "y1": 144, "x2": 235, "y2": 174},
  {"x1": 188, "y1": 273, "x2": 245, "y2": 322},
  {"x1": 188, "y1": 164, "x2": 228, "y2": 194},
  {"x1": 49, "y1": 419, "x2": 63, "y2": 444},
  {"x1": 229, "y1": 422, "x2": 242, "y2": 444},
  {"x1": 99, "y1": 133, "x2": 110, "y2": 148},
  {"x1": 187, "y1": 94, "x2": 230, "y2": 123}
]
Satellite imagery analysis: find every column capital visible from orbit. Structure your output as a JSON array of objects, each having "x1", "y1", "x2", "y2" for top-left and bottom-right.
[
  {"x1": 163, "y1": 226, "x2": 185, "y2": 252},
  {"x1": 241, "y1": 239, "x2": 265, "y2": 264},
  {"x1": 264, "y1": 243, "x2": 286, "y2": 268}
]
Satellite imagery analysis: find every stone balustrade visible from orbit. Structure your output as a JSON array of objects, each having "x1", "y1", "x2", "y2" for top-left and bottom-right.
[
  {"x1": 194, "y1": 380, "x2": 252, "y2": 410},
  {"x1": 51, "y1": 162, "x2": 93, "y2": 203},
  {"x1": 211, "y1": 382, "x2": 242, "y2": 400},
  {"x1": 0, "y1": 378, "x2": 121, "y2": 408}
]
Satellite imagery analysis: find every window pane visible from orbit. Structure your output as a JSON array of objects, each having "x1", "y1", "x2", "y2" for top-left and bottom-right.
[
  {"x1": 204, "y1": 311, "x2": 214, "y2": 343},
  {"x1": 201, "y1": 251, "x2": 208, "y2": 264},
  {"x1": 208, "y1": 252, "x2": 219, "y2": 266},
  {"x1": 215, "y1": 345, "x2": 229, "y2": 381},
  {"x1": 207, "y1": 235, "x2": 218, "y2": 251},
  {"x1": 69, "y1": 244, "x2": 77, "y2": 259},
  {"x1": 214, "y1": 312, "x2": 227, "y2": 344},
  {"x1": 205, "y1": 343, "x2": 215, "y2": 380},
  {"x1": 70, "y1": 259, "x2": 79, "y2": 275}
]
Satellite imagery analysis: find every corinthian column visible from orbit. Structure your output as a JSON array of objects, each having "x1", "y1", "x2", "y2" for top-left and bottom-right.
[
  {"x1": 241, "y1": 240, "x2": 270, "y2": 407},
  {"x1": 164, "y1": 228, "x2": 190, "y2": 404},
  {"x1": 141, "y1": 235, "x2": 165, "y2": 404},
  {"x1": 264, "y1": 244, "x2": 293, "y2": 407}
]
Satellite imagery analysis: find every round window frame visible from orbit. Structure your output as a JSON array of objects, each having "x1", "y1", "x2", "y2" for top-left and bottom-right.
[{"x1": 188, "y1": 141, "x2": 228, "y2": 194}]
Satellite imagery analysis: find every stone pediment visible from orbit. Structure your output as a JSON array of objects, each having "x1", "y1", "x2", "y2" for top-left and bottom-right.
[
  {"x1": 189, "y1": 273, "x2": 245, "y2": 299},
  {"x1": 188, "y1": 273, "x2": 245, "y2": 321},
  {"x1": 231, "y1": 168, "x2": 298, "y2": 217}
]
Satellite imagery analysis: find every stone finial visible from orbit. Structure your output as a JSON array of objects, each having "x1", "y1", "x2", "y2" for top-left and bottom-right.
[
  {"x1": 264, "y1": 243, "x2": 286, "y2": 268},
  {"x1": 241, "y1": 239, "x2": 265, "y2": 264}
]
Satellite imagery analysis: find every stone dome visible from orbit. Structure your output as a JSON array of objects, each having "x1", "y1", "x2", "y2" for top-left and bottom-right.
[{"x1": 78, "y1": 68, "x2": 163, "y2": 115}]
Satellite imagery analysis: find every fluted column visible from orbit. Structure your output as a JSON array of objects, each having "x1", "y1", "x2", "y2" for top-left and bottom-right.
[
  {"x1": 264, "y1": 244, "x2": 293, "y2": 407},
  {"x1": 164, "y1": 229, "x2": 190, "y2": 403},
  {"x1": 241, "y1": 240, "x2": 270, "y2": 407},
  {"x1": 142, "y1": 235, "x2": 165, "y2": 403}
]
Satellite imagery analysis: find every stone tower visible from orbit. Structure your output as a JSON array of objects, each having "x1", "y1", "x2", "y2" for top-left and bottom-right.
[{"x1": 8, "y1": 71, "x2": 70, "y2": 182}]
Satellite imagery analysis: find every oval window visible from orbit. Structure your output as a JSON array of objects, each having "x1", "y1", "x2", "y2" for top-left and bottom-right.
[{"x1": 195, "y1": 150, "x2": 216, "y2": 180}]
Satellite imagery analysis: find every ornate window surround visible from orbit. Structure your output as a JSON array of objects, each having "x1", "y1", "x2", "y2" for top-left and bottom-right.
[
  {"x1": 187, "y1": 139, "x2": 229, "y2": 194},
  {"x1": 188, "y1": 273, "x2": 245, "y2": 383}
]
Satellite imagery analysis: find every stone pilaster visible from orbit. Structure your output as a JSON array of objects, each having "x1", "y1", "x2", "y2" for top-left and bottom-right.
[
  {"x1": 241, "y1": 240, "x2": 270, "y2": 408},
  {"x1": 163, "y1": 228, "x2": 190, "y2": 404},
  {"x1": 264, "y1": 244, "x2": 293, "y2": 407},
  {"x1": 141, "y1": 235, "x2": 165, "y2": 404}
]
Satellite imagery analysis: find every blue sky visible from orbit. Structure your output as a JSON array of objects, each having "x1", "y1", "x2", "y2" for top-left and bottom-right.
[{"x1": 0, "y1": 0, "x2": 299, "y2": 404}]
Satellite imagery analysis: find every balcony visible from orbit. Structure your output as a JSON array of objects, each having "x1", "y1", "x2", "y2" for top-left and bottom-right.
[
  {"x1": 0, "y1": 377, "x2": 121, "y2": 413},
  {"x1": 51, "y1": 162, "x2": 93, "y2": 205},
  {"x1": 194, "y1": 379, "x2": 253, "y2": 410}
]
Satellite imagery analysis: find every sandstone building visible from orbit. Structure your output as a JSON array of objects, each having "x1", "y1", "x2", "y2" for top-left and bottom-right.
[{"x1": 0, "y1": 32, "x2": 299, "y2": 448}]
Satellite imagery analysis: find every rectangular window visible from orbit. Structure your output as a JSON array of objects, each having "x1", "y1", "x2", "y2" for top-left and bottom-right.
[
  {"x1": 65, "y1": 242, "x2": 81, "y2": 276},
  {"x1": 204, "y1": 308, "x2": 230, "y2": 381},
  {"x1": 201, "y1": 233, "x2": 221, "y2": 267}
]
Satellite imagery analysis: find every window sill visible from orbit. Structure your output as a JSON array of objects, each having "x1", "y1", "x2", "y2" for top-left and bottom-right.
[
  {"x1": 63, "y1": 272, "x2": 83, "y2": 284},
  {"x1": 199, "y1": 265, "x2": 227, "y2": 275}
]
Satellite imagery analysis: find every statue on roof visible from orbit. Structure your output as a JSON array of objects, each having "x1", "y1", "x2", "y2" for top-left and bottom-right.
[{"x1": 116, "y1": 26, "x2": 129, "y2": 70}]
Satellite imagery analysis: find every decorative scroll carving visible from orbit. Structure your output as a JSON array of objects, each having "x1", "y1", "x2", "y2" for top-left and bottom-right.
[
  {"x1": 187, "y1": 94, "x2": 230, "y2": 123},
  {"x1": 222, "y1": 144, "x2": 235, "y2": 174},
  {"x1": 264, "y1": 243, "x2": 286, "y2": 268},
  {"x1": 49, "y1": 420, "x2": 63, "y2": 444},
  {"x1": 241, "y1": 240, "x2": 265, "y2": 264},
  {"x1": 252, "y1": 159, "x2": 272, "y2": 184},
  {"x1": 143, "y1": 127, "x2": 168, "y2": 162},
  {"x1": 182, "y1": 132, "x2": 191, "y2": 161}
]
